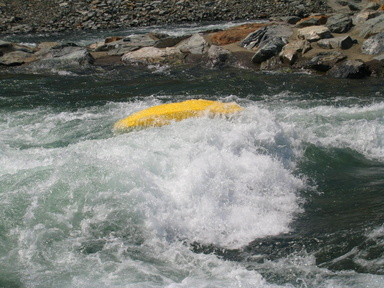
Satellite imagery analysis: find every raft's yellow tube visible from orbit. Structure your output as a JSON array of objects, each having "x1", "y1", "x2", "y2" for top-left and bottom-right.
[{"x1": 113, "y1": 99, "x2": 243, "y2": 132}]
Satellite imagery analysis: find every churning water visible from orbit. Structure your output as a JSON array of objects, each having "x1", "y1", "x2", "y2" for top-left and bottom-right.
[{"x1": 1, "y1": 24, "x2": 384, "y2": 288}]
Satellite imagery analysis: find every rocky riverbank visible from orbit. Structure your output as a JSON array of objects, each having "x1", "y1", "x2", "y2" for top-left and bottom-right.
[
  {"x1": 0, "y1": 0, "x2": 331, "y2": 34},
  {"x1": 2, "y1": 0, "x2": 384, "y2": 78}
]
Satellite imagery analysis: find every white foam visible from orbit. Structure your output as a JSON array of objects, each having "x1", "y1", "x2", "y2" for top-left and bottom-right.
[{"x1": 274, "y1": 102, "x2": 384, "y2": 161}]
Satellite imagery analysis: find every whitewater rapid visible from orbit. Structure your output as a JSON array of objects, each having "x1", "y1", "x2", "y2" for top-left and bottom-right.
[{"x1": 1, "y1": 94, "x2": 384, "y2": 288}]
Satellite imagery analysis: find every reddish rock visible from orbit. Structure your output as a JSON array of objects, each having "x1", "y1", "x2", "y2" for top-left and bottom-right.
[
  {"x1": 105, "y1": 36, "x2": 124, "y2": 44},
  {"x1": 296, "y1": 15, "x2": 329, "y2": 27},
  {"x1": 209, "y1": 23, "x2": 268, "y2": 46}
]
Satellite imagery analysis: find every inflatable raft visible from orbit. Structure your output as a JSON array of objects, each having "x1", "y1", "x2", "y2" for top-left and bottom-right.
[{"x1": 114, "y1": 99, "x2": 243, "y2": 132}]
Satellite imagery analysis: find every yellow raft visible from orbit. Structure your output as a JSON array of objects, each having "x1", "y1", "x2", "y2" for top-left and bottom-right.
[{"x1": 113, "y1": 99, "x2": 243, "y2": 132}]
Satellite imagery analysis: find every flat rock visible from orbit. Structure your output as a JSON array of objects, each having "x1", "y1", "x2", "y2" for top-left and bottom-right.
[
  {"x1": 0, "y1": 50, "x2": 33, "y2": 66},
  {"x1": 121, "y1": 46, "x2": 183, "y2": 65},
  {"x1": 297, "y1": 26, "x2": 333, "y2": 42}
]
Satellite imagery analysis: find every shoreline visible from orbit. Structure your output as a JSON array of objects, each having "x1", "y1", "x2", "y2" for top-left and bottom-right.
[
  {"x1": 2, "y1": 0, "x2": 384, "y2": 78},
  {"x1": 0, "y1": 0, "x2": 331, "y2": 35}
]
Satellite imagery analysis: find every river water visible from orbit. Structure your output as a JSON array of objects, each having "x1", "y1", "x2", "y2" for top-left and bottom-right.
[{"x1": 1, "y1": 23, "x2": 384, "y2": 288}]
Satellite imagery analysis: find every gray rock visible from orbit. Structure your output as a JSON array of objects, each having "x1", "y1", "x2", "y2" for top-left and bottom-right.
[
  {"x1": 326, "y1": 13, "x2": 353, "y2": 33},
  {"x1": 362, "y1": 32, "x2": 384, "y2": 55},
  {"x1": 317, "y1": 36, "x2": 357, "y2": 49},
  {"x1": 305, "y1": 51, "x2": 347, "y2": 72},
  {"x1": 38, "y1": 46, "x2": 94, "y2": 66},
  {"x1": 240, "y1": 25, "x2": 293, "y2": 50},
  {"x1": 177, "y1": 33, "x2": 210, "y2": 54},
  {"x1": 207, "y1": 45, "x2": 231, "y2": 67},
  {"x1": 239, "y1": 27, "x2": 268, "y2": 49},
  {"x1": 252, "y1": 37, "x2": 288, "y2": 64},
  {"x1": 358, "y1": 13, "x2": 384, "y2": 38},
  {"x1": 327, "y1": 60, "x2": 370, "y2": 78}
]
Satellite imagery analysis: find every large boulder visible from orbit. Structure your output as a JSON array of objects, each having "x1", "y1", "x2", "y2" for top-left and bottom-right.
[
  {"x1": 327, "y1": 60, "x2": 370, "y2": 78},
  {"x1": 279, "y1": 40, "x2": 312, "y2": 65},
  {"x1": 239, "y1": 25, "x2": 293, "y2": 50},
  {"x1": 361, "y1": 32, "x2": 384, "y2": 54},
  {"x1": 177, "y1": 33, "x2": 210, "y2": 54},
  {"x1": 326, "y1": 13, "x2": 353, "y2": 33},
  {"x1": 317, "y1": 36, "x2": 357, "y2": 49},
  {"x1": 305, "y1": 51, "x2": 347, "y2": 72},
  {"x1": 297, "y1": 26, "x2": 333, "y2": 42},
  {"x1": 251, "y1": 37, "x2": 288, "y2": 64}
]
